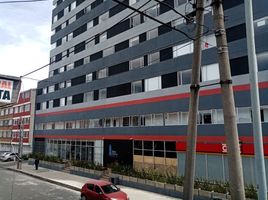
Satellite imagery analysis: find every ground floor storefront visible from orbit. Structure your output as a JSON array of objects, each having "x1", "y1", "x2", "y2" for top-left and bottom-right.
[{"x1": 0, "y1": 143, "x2": 32, "y2": 154}]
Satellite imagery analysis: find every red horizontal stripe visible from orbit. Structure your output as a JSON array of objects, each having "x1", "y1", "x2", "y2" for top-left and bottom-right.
[
  {"x1": 33, "y1": 134, "x2": 268, "y2": 143},
  {"x1": 36, "y1": 81, "x2": 268, "y2": 117}
]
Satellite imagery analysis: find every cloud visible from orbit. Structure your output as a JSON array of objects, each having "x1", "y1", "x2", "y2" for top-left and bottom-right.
[{"x1": 0, "y1": 1, "x2": 53, "y2": 90}]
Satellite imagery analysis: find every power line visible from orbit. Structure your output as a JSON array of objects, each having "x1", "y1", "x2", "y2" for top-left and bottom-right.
[
  {"x1": 21, "y1": 0, "x2": 213, "y2": 80},
  {"x1": 112, "y1": 0, "x2": 194, "y2": 40},
  {"x1": 21, "y1": 0, "x2": 153, "y2": 78},
  {"x1": 0, "y1": 0, "x2": 47, "y2": 4}
]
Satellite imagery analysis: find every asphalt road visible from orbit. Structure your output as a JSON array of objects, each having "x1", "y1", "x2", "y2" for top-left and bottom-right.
[{"x1": 0, "y1": 167, "x2": 80, "y2": 200}]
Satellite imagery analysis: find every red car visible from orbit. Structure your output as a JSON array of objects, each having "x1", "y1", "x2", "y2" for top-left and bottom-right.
[{"x1": 81, "y1": 179, "x2": 129, "y2": 200}]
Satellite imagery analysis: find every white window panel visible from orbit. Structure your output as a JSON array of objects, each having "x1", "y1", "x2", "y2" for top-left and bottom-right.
[
  {"x1": 201, "y1": 63, "x2": 219, "y2": 81},
  {"x1": 84, "y1": 56, "x2": 90, "y2": 64},
  {"x1": 85, "y1": 5, "x2": 91, "y2": 13},
  {"x1": 99, "y1": 11, "x2": 109, "y2": 23},
  {"x1": 180, "y1": 69, "x2": 191, "y2": 85},
  {"x1": 237, "y1": 107, "x2": 252, "y2": 123},
  {"x1": 48, "y1": 85, "x2": 55, "y2": 93},
  {"x1": 180, "y1": 112, "x2": 188, "y2": 125},
  {"x1": 43, "y1": 87, "x2": 47, "y2": 94},
  {"x1": 263, "y1": 108, "x2": 268, "y2": 122},
  {"x1": 173, "y1": 42, "x2": 193, "y2": 58},
  {"x1": 69, "y1": 1, "x2": 76, "y2": 11},
  {"x1": 69, "y1": 16, "x2": 76, "y2": 24},
  {"x1": 66, "y1": 80, "x2": 71, "y2": 87},
  {"x1": 87, "y1": 20, "x2": 93, "y2": 29},
  {"x1": 257, "y1": 20, "x2": 266, "y2": 27},
  {"x1": 131, "y1": 14, "x2": 141, "y2": 27},
  {"x1": 86, "y1": 73, "x2": 93, "y2": 82},
  {"x1": 41, "y1": 102, "x2": 47, "y2": 110},
  {"x1": 202, "y1": 34, "x2": 216, "y2": 50},
  {"x1": 97, "y1": 68, "x2": 107, "y2": 79},
  {"x1": 60, "y1": 98, "x2": 65, "y2": 107},
  {"x1": 145, "y1": 76, "x2": 161, "y2": 91},
  {"x1": 165, "y1": 112, "x2": 179, "y2": 125},
  {"x1": 152, "y1": 113, "x2": 163, "y2": 126},
  {"x1": 132, "y1": 80, "x2": 143, "y2": 93},
  {"x1": 66, "y1": 63, "x2": 74, "y2": 71},
  {"x1": 129, "y1": 0, "x2": 138, "y2": 5},
  {"x1": 130, "y1": 57, "x2": 144, "y2": 70},
  {"x1": 144, "y1": 5, "x2": 159, "y2": 21},
  {"x1": 174, "y1": 0, "x2": 187, "y2": 7},
  {"x1": 148, "y1": 52, "x2": 160, "y2": 65},
  {"x1": 49, "y1": 100, "x2": 53, "y2": 108},
  {"x1": 99, "y1": 32, "x2": 107, "y2": 43},
  {"x1": 129, "y1": 36, "x2": 139, "y2": 47},
  {"x1": 84, "y1": 91, "x2": 93, "y2": 102},
  {"x1": 147, "y1": 28, "x2": 158, "y2": 40},
  {"x1": 103, "y1": 46, "x2": 114, "y2": 57},
  {"x1": 66, "y1": 96, "x2": 72, "y2": 105},
  {"x1": 99, "y1": 88, "x2": 106, "y2": 99}
]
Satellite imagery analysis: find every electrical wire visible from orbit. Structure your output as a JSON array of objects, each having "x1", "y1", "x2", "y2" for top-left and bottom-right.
[
  {"x1": 20, "y1": 0, "x2": 153, "y2": 78},
  {"x1": 112, "y1": 0, "x2": 194, "y2": 40}
]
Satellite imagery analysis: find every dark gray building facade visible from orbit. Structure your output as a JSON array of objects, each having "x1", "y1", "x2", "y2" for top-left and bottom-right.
[{"x1": 34, "y1": 0, "x2": 268, "y2": 184}]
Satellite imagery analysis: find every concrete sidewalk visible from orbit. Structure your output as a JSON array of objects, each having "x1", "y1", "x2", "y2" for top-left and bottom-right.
[{"x1": 1, "y1": 162, "x2": 178, "y2": 200}]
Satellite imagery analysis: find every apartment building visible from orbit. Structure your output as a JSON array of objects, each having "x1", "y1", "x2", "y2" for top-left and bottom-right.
[
  {"x1": 34, "y1": 0, "x2": 268, "y2": 184},
  {"x1": 0, "y1": 89, "x2": 36, "y2": 154}
]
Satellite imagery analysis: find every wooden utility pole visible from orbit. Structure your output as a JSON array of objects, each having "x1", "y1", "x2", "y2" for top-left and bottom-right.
[
  {"x1": 211, "y1": 0, "x2": 245, "y2": 199},
  {"x1": 17, "y1": 119, "x2": 23, "y2": 169},
  {"x1": 183, "y1": 0, "x2": 204, "y2": 199}
]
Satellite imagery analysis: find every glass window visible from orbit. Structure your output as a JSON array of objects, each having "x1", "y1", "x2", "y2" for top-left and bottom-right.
[
  {"x1": 261, "y1": 108, "x2": 268, "y2": 122},
  {"x1": 103, "y1": 46, "x2": 114, "y2": 57},
  {"x1": 173, "y1": 42, "x2": 193, "y2": 58},
  {"x1": 145, "y1": 76, "x2": 161, "y2": 91},
  {"x1": 198, "y1": 110, "x2": 212, "y2": 124},
  {"x1": 84, "y1": 91, "x2": 93, "y2": 102},
  {"x1": 148, "y1": 52, "x2": 160, "y2": 65},
  {"x1": 69, "y1": 16, "x2": 76, "y2": 24},
  {"x1": 85, "y1": 5, "x2": 91, "y2": 13},
  {"x1": 59, "y1": 82, "x2": 65, "y2": 89},
  {"x1": 99, "y1": 32, "x2": 107, "y2": 43},
  {"x1": 202, "y1": 34, "x2": 216, "y2": 50},
  {"x1": 87, "y1": 20, "x2": 93, "y2": 29},
  {"x1": 132, "y1": 80, "x2": 143, "y2": 94},
  {"x1": 122, "y1": 117, "x2": 130, "y2": 126},
  {"x1": 201, "y1": 63, "x2": 220, "y2": 82},
  {"x1": 69, "y1": 1, "x2": 76, "y2": 11},
  {"x1": 180, "y1": 112, "x2": 188, "y2": 125},
  {"x1": 66, "y1": 63, "x2": 74, "y2": 71},
  {"x1": 48, "y1": 85, "x2": 55, "y2": 93},
  {"x1": 99, "y1": 11, "x2": 109, "y2": 23},
  {"x1": 165, "y1": 112, "x2": 179, "y2": 125},
  {"x1": 86, "y1": 73, "x2": 93, "y2": 82},
  {"x1": 237, "y1": 107, "x2": 251, "y2": 123},
  {"x1": 174, "y1": 0, "x2": 187, "y2": 7},
  {"x1": 49, "y1": 100, "x2": 53, "y2": 108},
  {"x1": 147, "y1": 28, "x2": 158, "y2": 40},
  {"x1": 152, "y1": 113, "x2": 163, "y2": 125},
  {"x1": 131, "y1": 116, "x2": 139, "y2": 126},
  {"x1": 66, "y1": 80, "x2": 71, "y2": 87},
  {"x1": 99, "y1": 88, "x2": 106, "y2": 99},
  {"x1": 24, "y1": 104, "x2": 30, "y2": 112},
  {"x1": 213, "y1": 109, "x2": 224, "y2": 124},
  {"x1": 172, "y1": 18, "x2": 184, "y2": 29},
  {"x1": 144, "y1": 5, "x2": 159, "y2": 21},
  {"x1": 129, "y1": 36, "x2": 139, "y2": 47},
  {"x1": 180, "y1": 69, "x2": 191, "y2": 85},
  {"x1": 97, "y1": 68, "x2": 107, "y2": 79},
  {"x1": 130, "y1": 14, "x2": 141, "y2": 28},
  {"x1": 129, "y1": 57, "x2": 144, "y2": 70},
  {"x1": 60, "y1": 98, "x2": 65, "y2": 107},
  {"x1": 66, "y1": 96, "x2": 72, "y2": 105},
  {"x1": 129, "y1": 0, "x2": 138, "y2": 5},
  {"x1": 41, "y1": 102, "x2": 47, "y2": 110}
]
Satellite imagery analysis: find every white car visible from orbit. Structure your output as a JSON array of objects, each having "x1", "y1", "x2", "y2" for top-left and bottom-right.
[{"x1": 0, "y1": 152, "x2": 18, "y2": 162}]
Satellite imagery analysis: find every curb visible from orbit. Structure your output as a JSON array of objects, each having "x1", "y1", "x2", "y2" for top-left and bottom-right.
[{"x1": 5, "y1": 167, "x2": 81, "y2": 192}]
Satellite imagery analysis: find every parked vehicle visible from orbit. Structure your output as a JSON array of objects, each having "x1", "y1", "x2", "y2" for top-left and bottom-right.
[
  {"x1": 81, "y1": 179, "x2": 129, "y2": 200},
  {"x1": 0, "y1": 152, "x2": 11, "y2": 157},
  {"x1": 0, "y1": 152, "x2": 18, "y2": 162}
]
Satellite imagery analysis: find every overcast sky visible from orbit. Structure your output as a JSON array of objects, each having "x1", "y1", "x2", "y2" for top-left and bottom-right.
[{"x1": 0, "y1": 0, "x2": 53, "y2": 91}]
